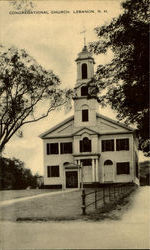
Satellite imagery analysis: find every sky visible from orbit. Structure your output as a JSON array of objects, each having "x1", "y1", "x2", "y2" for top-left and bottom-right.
[{"x1": 0, "y1": 0, "x2": 147, "y2": 175}]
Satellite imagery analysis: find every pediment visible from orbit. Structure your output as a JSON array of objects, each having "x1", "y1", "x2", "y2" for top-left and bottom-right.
[
  {"x1": 73, "y1": 127, "x2": 99, "y2": 136},
  {"x1": 39, "y1": 116, "x2": 74, "y2": 139},
  {"x1": 96, "y1": 113, "x2": 134, "y2": 133}
]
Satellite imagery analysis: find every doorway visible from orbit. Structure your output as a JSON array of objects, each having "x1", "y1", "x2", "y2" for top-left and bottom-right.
[
  {"x1": 104, "y1": 160, "x2": 114, "y2": 182},
  {"x1": 66, "y1": 171, "x2": 78, "y2": 188}
]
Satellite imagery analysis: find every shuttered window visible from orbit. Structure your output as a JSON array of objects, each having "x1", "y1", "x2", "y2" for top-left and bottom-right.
[
  {"x1": 47, "y1": 165, "x2": 59, "y2": 177},
  {"x1": 82, "y1": 109, "x2": 88, "y2": 122},
  {"x1": 60, "y1": 142, "x2": 72, "y2": 154},
  {"x1": 116, "y1": 162, "x2": 130, "y2": 175},
  {"x1": 116, "y1": 139, "x2": 129, "y2": 151},
  {"x1": 102, "y1": 140, "x2": 114, "y2": 152},
  {"x1": 81, "y1": 86, "x2": 88, "y2": 96},
  {"x1": 46, "y1": 143, "x2": 59, "y2": 154}
]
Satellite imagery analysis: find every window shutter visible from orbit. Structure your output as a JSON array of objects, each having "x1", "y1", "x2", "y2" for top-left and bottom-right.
[
  {"x1": 80, "y1": 140, "x2": 83, "y2": 152},
  {"x1": 47, "y1": 166, "x2": 51, "y2": 177},
  {"x1": 60, "y1": 143, "x2": 63, "y2": 154},
  {"x1": 47, "y1": 144, "x2": 49, "y2": 155}
]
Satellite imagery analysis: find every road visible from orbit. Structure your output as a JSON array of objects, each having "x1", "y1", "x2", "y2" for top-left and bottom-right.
[{"x1": 0, "y1": 186, "x2": 149, "y2": 249}]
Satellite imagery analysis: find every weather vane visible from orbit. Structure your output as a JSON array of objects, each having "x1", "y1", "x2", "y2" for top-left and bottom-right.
[{"x1": 80, "y1": 27, "x2": 87, "y2": 46}]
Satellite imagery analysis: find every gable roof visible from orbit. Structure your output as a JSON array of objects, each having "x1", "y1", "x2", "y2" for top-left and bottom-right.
[
  {"x1": 39, "y1": 112, "x2": 135, "y2": 139},
  {"x1": 96, "y1": 113, "x2": 135, "y2": 132},
  {"x1": 39, "y1": 115, "x2": 74, "y2": 139}
]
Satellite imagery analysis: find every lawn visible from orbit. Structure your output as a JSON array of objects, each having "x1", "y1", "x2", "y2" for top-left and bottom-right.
[
  {"x1": 0, "y1": 187, "x2": 136, "y2": 222},
  {"x1": 0, "y1": 189, "x2": 82, "y2": 221},
  {"x1": 0, "y1": 189, "x2": 57, "y2": 202}
]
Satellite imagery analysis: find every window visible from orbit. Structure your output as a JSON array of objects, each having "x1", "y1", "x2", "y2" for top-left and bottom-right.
[
  {"x1": 60, "y1": 142, "x2": 72, "y2": 154},
  {"x1": 47, "y1": 143, "x2": 58, "y2": 154},
  {"x1": 102, "y1": 140, "x2": 114, "y2": 152},
  {"x1": 116, "y1": 138, "x2": 129, "y2": 151},
  {"x1": 116, "y1": 162, "x2": 130, "y2": 175},
  {"x1": 81, "y1": 159, "x2": 92, "y2": 166},
  {"x1": 82, "y1": 109, "x2": 88, "y2": 122},
  {"x1": 47, "y1": 165, "x2": 59, "y2": 177},
  {"x1": 104, "y1": 160, "x2": 113, "y2": 165},
  {"x1": 81, "y1": 86, "x2": 88, "y2": 96},
  {"x1": 82, "y1": 63, "x2": 87, "y2": 79},
  {"x1": 80, "y1": 137, "x2": 91, "y2": 152}
]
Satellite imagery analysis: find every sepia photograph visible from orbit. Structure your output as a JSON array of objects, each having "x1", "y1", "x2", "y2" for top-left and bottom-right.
[{"x1": 0, "y1": 0, "x2": 149, "y2": 249}]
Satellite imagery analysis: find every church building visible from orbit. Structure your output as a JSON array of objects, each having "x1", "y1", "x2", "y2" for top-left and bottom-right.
[{"x1": 39, "y1": 45, "x2": 139, "y2": 188}]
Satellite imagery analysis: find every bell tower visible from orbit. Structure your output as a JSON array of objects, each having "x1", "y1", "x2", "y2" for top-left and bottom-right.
[{"x1": 73, "y1": 45, "x2": 99, "y2": 128}]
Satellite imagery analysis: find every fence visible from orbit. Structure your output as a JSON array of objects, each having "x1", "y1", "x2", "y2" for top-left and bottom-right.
[{"x1": 81, "y1": 182, "x2": 137, "y2": 215}]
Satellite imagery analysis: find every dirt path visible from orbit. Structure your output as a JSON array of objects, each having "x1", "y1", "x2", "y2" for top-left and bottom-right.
[{"x1": 0, "y1": 186, "x2": 149, "y2": 249}]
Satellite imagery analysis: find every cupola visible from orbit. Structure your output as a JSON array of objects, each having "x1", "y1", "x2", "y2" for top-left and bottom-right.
[{"x1": 75, "y1": 45, "x2": 95, "y2": 86}]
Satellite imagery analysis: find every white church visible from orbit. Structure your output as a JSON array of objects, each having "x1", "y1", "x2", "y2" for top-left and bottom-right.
[{"x1": 40, "y1": 45, "x2": 139, "y2": 189}]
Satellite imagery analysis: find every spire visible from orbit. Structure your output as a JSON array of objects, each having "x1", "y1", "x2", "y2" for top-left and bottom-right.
[{"x1": 80, "y1": 28, "x2": 87, "y2": 47}]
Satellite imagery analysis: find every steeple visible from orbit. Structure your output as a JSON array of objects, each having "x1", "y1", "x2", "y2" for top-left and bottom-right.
[{"x1": 73, "y1": 45, "x2": 98, "y2": 128}]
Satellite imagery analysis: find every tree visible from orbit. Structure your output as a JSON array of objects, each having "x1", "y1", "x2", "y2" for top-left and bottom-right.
[
  {"x1": 0, "y1": 45, "x2": 72, "y2": 153},
  {"x1": 89, "y1": 0, "x2": 149, "y2": 156},
  {"x1": 0, "y1": 156, "x2": 39, "y2": 189}
]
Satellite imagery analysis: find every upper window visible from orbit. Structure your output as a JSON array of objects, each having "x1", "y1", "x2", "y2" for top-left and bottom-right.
[
  {"x1": 60, "y1": 142, "x2": 72, "y2": 154},
  {"x1": 47, "y1": 143, "x2": 58, "y2": 154},
  {"x1": 82, "y1": 63, "x2": 87, "y2": 79},
  {"x1": 102, "y1": 140, "x2": 114, "y2": 152},
  {"x1": 116, "y1": 162, "x2": 130, "y2": 175},
  {"x1": 104, "y1": 160, "x2": 113, "y2": 165},
  {"x1": 47, "y1": 165, "x2": 59, "y2": 177},
  {"x1": 81, "y1": 86, "x2": 88, "y2": 96},
  {"x1": 82, "y1": 109, "x2": 88, "y2": 122},
  {"x1": 80, "y1": 137, "x2": 92, "y2": 152},
  {"x1": 81, "y1": 159, "x2": 92, "y2": 166},
  {"x1": 116, "y1": 138, "x2": 129, "y2": 151}
]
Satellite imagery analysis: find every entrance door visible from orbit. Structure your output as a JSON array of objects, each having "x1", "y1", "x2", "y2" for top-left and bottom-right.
[
  {"x1": 104, "y1": 165, "x2": 114, "y2": 182},
  {"x1": 66, "y1": 171, "x2": 78, "y2": 188}
]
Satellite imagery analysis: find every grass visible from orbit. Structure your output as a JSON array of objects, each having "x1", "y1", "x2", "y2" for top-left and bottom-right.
[
  {"x1": 0, "y1": 189, "x2": 82, "y2": 221},
  {"x1": 0, "y1": 188, "x2": 136, "y2": 222},
  {"x1": 0, "y1": 189, "x2": 58, "y2": 201}
]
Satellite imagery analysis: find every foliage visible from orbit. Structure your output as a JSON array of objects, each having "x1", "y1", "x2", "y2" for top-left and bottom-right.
[
  {"x1": 0, "y1": 45, "x2": 73, "y2": 153},
  {"x1": 139, "y1": 161, "x2": 150, "y2": 186},
  {"x1": 0, "y1": 157, "x2": 38, "y2": 189},
  {"x1": 89, "y1": 0, "x2": 149, "y2": 156},
  {"x1": 10, "y1": 0, "x2": 35, "y2": 11}
]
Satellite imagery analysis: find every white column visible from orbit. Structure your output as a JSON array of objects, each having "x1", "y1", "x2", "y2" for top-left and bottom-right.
[
  {"x1": 96, "y1": 158, "x2": 99, "y2": 182},
  {"x1": 92, "y1": 159, "x2": 95, "y2": 182}
]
